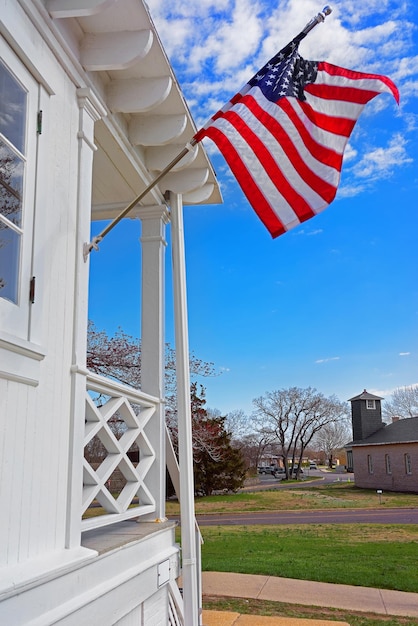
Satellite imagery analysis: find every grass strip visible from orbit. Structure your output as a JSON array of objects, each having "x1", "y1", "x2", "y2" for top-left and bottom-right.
[
  {"x1": 203, "y1": 596, "x2": 418, "y2": 626},
  {"x1": 200, "y1": 524, "x2": 418, "y2": 593}
]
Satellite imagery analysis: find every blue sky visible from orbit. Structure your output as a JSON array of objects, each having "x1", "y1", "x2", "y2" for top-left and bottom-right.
[{"x1": 89, "y1": 0, "x2": 418, "y2": 416}]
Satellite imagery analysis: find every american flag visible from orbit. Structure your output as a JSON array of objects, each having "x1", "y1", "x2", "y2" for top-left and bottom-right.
[{"x1": 194, "y1": 40, "x2": 399, "y2": 238}]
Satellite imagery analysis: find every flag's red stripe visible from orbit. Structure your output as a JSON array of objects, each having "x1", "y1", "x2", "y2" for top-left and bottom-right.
[
  {"x1": 319, "y1": 61, "x2": 400, "y2": 103},
  {"x1": 278, "y1": 99, "x2": 343, "y2": 170},
  {"x1": 298, "y1": 99, "x2": 356, "y2": 137},
  {"x1": 202, "y1": 126, "x2": 286, "y2": 237},
  {"x1": 239, "y1": 95, "x2": 337, "y2": 204},
  {"x1": 305, "y1": 83, "x2": 382, "y2": 105},
  {"x1": 220, "y1": 109, "x2": 317, "y2": 224}
]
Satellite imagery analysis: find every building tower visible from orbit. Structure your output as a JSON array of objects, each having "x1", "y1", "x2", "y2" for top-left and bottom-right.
[{"x1": 348, "y1": 389, "x2": 384, "y2": 442}]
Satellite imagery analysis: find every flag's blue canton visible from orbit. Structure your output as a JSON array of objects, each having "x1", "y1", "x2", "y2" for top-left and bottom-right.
[{"x1": 248, "y1": 42, "x2": 318, "y2": 103}]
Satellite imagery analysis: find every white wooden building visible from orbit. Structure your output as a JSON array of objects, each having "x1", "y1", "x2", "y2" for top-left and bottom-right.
[{"x1": 0, "y1": 1, "x2": 221, "y2": 624}]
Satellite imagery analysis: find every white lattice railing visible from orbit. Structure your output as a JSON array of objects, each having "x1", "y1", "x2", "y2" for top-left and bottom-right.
[
  {"x1": 82, "y1": 371, "x2": 160, "y2": 531},
  {"x1": 168, "y1": 581, "x2": 184, "y2": 626}
]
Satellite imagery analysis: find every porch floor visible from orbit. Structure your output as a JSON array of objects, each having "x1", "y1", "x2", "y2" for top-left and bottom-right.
[{"x1": 81, "y1": 519, "x2": 176, "y2": 555}]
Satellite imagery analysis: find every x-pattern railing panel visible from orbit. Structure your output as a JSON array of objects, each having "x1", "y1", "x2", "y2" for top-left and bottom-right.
[{"x1": 82, "y1": 372, "x2": 160, "y2": 531}]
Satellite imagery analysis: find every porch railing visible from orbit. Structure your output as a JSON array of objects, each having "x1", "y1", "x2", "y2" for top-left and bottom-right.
[
  {"x1": 82, "y1": 371, "x2": 159, "y2": 531},
  {"x1": 168, "y1": 580, "x2": 184, "y2": 626}
]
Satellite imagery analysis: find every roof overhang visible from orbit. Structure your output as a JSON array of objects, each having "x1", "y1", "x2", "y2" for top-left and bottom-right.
[{"x1": 46, "y1": 0, "x2": 222, "y2": 219}]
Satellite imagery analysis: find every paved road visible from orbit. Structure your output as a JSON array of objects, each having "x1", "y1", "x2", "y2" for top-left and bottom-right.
[
  {"x1": 169, "y1": 472, "x2": 418, "y2": 525},
  {"x1": 249, "y1": 470, "x2": 353, "y2": 490},
  {"x1": 191, "y1": 507, "x2": 418, "y2": 526}
]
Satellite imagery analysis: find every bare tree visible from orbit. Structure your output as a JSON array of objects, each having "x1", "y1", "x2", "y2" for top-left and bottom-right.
[
  {"x1": 313, "y1": 418, "x2": 351, "y2": 468},
  {"x1": 236, "y1": 428, "x2": 276, "y2": 472},
  {"x1": 222, "y1": 409, "x2": 251, "y2": 443},
  {"x1": 382, "y1": 386, "x2": 418, "y2": 420},
  {"x1": 252, "y1": 387, "x2": 348, "y2": 478}
]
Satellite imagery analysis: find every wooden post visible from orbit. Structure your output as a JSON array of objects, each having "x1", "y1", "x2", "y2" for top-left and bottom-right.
[{"x1": 169, "y1": 191, "x2": 199, "y2": 626}]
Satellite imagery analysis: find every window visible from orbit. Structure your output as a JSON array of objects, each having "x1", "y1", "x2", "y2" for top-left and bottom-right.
[
  {"x1": 405, "y1": 454, "x2": 412, "y2": 475},
  {"x1": 0, "y1": 59, "x2": 27, "y2": 304},
  {"x1": 366, "y1": 399, "x2": 376, "y2": 410},
  {"x1": 367, "y1": 454, "x2": 373, "y2": 474},
  {"x1": 0, "y1": 41, "x2": 38, "y2": 340},
  {"x1": 385, "y1": 454, "x2": 392, "y2": 474}
]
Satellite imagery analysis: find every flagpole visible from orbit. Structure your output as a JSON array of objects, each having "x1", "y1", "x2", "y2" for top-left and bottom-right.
[{"x1": 83, "y1": 6, "x2": 332, "y2": 260}]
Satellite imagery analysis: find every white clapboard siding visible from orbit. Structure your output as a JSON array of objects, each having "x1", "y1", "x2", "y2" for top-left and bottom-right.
[
  {"x1": 143, "y1": 587, "x2": 169, "y2": 626},
  {"x1": 114, "y1": 605, "x2": 143, "y2": 626}
]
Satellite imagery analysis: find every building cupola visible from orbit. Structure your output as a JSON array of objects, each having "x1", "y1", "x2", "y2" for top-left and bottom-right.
[{"x1": 348, "y1": 389, "x2": 384, "y2": 442}]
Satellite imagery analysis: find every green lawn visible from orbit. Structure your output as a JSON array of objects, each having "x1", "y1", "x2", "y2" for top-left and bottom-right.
[
  {"x1": 200, "y1": 523, "x2": 418, "y2": 592},
  {"x1": 192, "y1": 483, "x2": 418, "y2": 623}
]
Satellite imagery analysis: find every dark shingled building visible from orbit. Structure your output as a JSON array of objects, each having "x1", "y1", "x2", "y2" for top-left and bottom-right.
[{"x1": 346, "y1": 390, "x2": 418, "y2": 492}]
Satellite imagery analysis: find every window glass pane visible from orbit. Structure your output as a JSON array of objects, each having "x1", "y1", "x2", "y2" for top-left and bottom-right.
[
  {"x1": 0, "y1": 221, "x2": 21, "y2": 304},
  {"x1": 0, "y1": 60, "x2": 27, "y2": 154},
  {"x1": 405, "y1": 454, "x2": 412, "y2": 474},
  {"x1": 0, "y1": 138, "x2": 24, "y2": 228}
]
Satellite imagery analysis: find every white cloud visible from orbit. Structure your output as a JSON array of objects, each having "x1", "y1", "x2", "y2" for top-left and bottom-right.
[
  {"x1": 190, "y1": 0, "x2": 264, "y2": 73},
  {"x1": 393, "y1": 55, "x2": 418, "y2": 81},
  {"x1": 370, "y1": 382, "x2": 418, "y2": 398},
  {"x1": 147, "y1": 0, "x2": 417, "y2": 178},
  {"x1": 337, "y1": 183, "x2": 366, "y2": 198},
  {"x1": 147, "y1": 0, "x2": 416, "y2": 80},
  {"x1": 343, "y1": 144, "x2": 358, "y2": 162},
  {"x1": 399, "y1": 352, "x2": 411, "y2": 356},
  {"x1": 351, "y1": 133, "x2": 413, "y2": 181},
  {"x1": 293, "y1": 228, "x2": 323, "y2": 236},
  {"x1": 315, "y1": 357, "x2": 340, "y2": 364}
]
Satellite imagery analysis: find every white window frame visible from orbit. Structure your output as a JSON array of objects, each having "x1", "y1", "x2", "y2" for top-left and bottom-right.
[
  {"x1": 405, "y1": 453, "x2": 412, "y2": 475},
  {"x1": 0, "y1": 36, "x2": 46, "y2": 386},
  {"x1": 385, "y1": 454, "x2": 392, "y2": 475},
  {"x1": 0, "y1": 38, "x2": 38, "y2": 342},
  {"x1": 367, "y1": 454, "x2": 373, "y2": 474},
  {"x1": 366, "y1": 399, "x2": 376, "y2": 410}
]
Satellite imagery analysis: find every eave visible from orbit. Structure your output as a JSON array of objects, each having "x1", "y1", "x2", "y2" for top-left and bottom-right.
[{"x1": 44, "y1": 0, "x2": 222, "y2": 220}]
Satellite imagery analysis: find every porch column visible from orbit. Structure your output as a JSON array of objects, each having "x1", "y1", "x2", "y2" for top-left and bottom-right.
[
  {"x1": 138, "y1": 204, "x2": 170, "y2": 520},
  {"x1": 66, "y1": 88, "x2": 105, "y2": 550},
  {"x1": 169, "y1": 191, "x2": 199, "y2": 626}
]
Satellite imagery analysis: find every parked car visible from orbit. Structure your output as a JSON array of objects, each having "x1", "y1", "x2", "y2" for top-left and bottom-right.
[
  {"x1": 258, "y1": 465, "x2": 284, "y2": 477},
  {"x1": 309, "y1": 463, "x2": 317, "y2": 470},
  {"x1": 291, "y1": 466, "x2": 303, "y2": 474}
]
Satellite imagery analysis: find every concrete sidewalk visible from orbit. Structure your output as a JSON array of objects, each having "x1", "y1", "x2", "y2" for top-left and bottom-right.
[{"x1": 201, "y1": 571, "x2": 418, "y2": 625}]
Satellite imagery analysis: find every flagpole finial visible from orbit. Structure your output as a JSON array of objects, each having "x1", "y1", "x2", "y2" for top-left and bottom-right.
[{"x1": 301, "y1": 6, "x2": 332, "y2": 36}]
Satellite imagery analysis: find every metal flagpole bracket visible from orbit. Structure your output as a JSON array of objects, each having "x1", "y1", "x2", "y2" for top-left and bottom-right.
[{"x1": 83, "y1": 237, "x2": 102, "y2": 262}]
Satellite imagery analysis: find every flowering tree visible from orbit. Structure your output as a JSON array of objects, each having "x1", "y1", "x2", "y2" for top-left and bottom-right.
[{"x1": 86, "y1": 323, "x2": 245, "y2": 492}]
